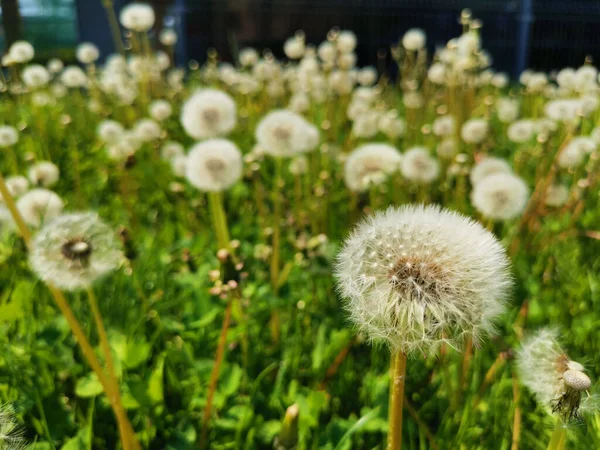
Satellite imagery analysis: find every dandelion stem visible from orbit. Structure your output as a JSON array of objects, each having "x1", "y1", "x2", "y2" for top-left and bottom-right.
[
  {"x1": 208, "y1": 191, "x2": 230, "y2": 250},
  {"x1": 0, "y1": 172, "x2": 33, "y2": 245},
  {"x1": 201, "y1": 296, "x2": 233, "y2": 447},
  {"x1": 388, "y1": 351, "x2": 407, "y2": 450},
  {"x1": 546, "y1": 419, "x2": 567, "y2": 450},
  {"x1": 511, "y1": 373, "x2": 521, "y2": 450},
  {"x1": 101, "y1": 0, "x2": 125, "y2": 56},
  {"x1": 270, "y1": 158, "x2": 283, "y2": 292}
]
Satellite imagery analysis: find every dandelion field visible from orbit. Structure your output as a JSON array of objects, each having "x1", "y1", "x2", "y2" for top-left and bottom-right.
[{"x1": 1, "y1": 5, "x2": 600, "y2": 450}]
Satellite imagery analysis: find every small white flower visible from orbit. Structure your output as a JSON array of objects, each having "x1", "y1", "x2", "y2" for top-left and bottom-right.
[
  {"x1": 317, "y1": 41, "x2": 337, "y2": 63},
  {"x1": 496, "y1": 98, "x2": 519, "y2": 123},
  {"x1": 402, "y1": 28, "x2": 426, "y2": 51},
  {"x1": 471, "y1": 172, "x2": 529, "y2": 220},
  {"x1": 432, "y1": 116, "x2": 456, "y2": 137},
  {"x1": 335, "y1": 204, "x2": 511, "y2": 355},
  {"x1": 21, "y1": 64, "x2": 50, "y2": 88},
  {"x1": 9, "y1": 41, "x2": 34, "y2": 63},
  {"x1": 336, "y1": 31, "x2": 357, "y2": 54},
  {"x1": 401, "y1": 147, "x2": 440, "y2": 184},
  {"x1": 284, "y1": 35, "x2": 305, "y2": 60},
  {"x1": 161, "y1": 141, "x2": 185, "y2": 161},
  {"x1": 0, "y1": 126, "x2": 19, "y2": 147},
  {"x1": 507, "y1": 119, "x2": 535, "y2": 143},
  {"x1": 16, "y1": 189, "x2": 64, "y2": 227},
  {"x1": 149, "y1": 100, "x2": 173, "y2": 122},
  {"x1": 357, "y1": 66, "x2": 378, "y2": 86},
  {"x1": 185, "y1": 139, "x2": 243, "y2": 192},
  {"x1": 28, "y1": 161, "x2": 59, "y2": 187},
  {"x1": 97, "y1": 120, "x2": 125, "y2": 144},
  {"x1": 344, "y1": 143, "x2": 402, "y2": 192},
  {"x1": 461, "y1": 119, "x2": 489, "y2": 144},
  {"x1": 76, "y1": 42, "x2": 100, "y2": 64},
  {"x1": 60, "y1": 66, "x2": 87, "y2": 88},
  {"x1": 47, "y1": 58, "x2": 64, "y2": 73},
  {"x1": 181, "y1": 89, "x2": 237, "y2": 139},
  {"x1": 119, "y1": 3, "x2": 155, "y2": 32},
  {"x1": 159, "y1": 29, "x2": 177, "y2": 46},
  {"x1": 29, "y1": 212, "x2": 123, "y2": 291},
  {"x1": 134, "y1": 118, "x2": 162, "y2": 142},
  {"x1": 428, "y1": 63, "x2": 446, "y2": 84},
  {"x1": 255, "y1": 109, "x2": 318, "y2": 157},
  {"x1": 239, "y1": 48, "x2": 259, "y2": 67}
]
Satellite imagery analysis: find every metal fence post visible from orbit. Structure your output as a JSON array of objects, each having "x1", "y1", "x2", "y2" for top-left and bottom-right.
[{"x1": 515, "y1": 0, "x2": 533, "y2": 77}]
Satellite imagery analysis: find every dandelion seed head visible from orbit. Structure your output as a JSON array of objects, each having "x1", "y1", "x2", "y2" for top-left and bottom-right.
[
  {"x1": 432, "y1": 115, "x2": 455, "y2": 137},
  {"x1": 471, "y1": 172, "x2": 529, "y2": 220},
  {"x1": 461, "y1": 119, "x2": 489, "y2": 144},
  {"x1": 2, "y1": 176, "x2": 29, "y2": 200},
  {"x1": 28, "y1": 161, "x2": 59, "y2": 188},
  {"x1": 97, "y1": 120, "x2": 125, "y2": 145},
  {"x1": 402, "y1": 28, "x2": 426, "y2": 51},
  {"x1": 181, "y1": 89, "x2": 237, "y2": 139},
  {"x1": 401, "y1": 147, "x2": 440, "y2": 184},
  {"x1": 159, "y1": 29, "x2": 177, "y2": 46},
  {"x1": 507, "y1": 119, "x2": 535, "y2": 143},
  {"x1": 16, "y1": 189, "x2": 64, "y2": 227},
  {"x1": 344, "y1": 143, "x2": 402, "y2": 192},
  {"x1": 470, "y1": 157, "x2": 512, "y2": 186},
  {"x1": 21, "y1": 64, "x2": 50, "y2": 89},
  {"x1": 357, "y1": 66, "x2": 377, "y2": 86},
  {"x1": 378, "y1": 111, "x2": 405, "y2": 139},
  {"x1": 60, "y1": 66, "x2": 87, "y2": 88},
  {"x1": 149, "y1": 100, "x2": 173, "y2": 122},
  {"x1": 76, "y1": 42, "x2": 100, "y2": 64},
  {"x1": 133, "y1": 118, "x2": 162, "y2": 142},
  {"x1": 161, "y1": 141, "x2": 184, "y2": 161},
  {"x1": 545, "y1": 184, "x2": 570, "y2": 207},
  {"x1": 335, "y1": 204, "x2": 511, "y2": 355},
  {"x1": 29, "y1": 212, "x2": 123, "y2": 291},
  {"x1": 119, "y1": 3, "x2": 155, "y2": 32},
  {"x1": 336, "y1": 31, "x2": 357, "y2": 54},
  {"x1": 0, "y1": 126, "x2": 19, "y2": 148},
  {"x1": 9, "y1": 41, "x2": 34, "y2": 64},
  {"x1": 185, "y1": 139, "x2": 242, "y2": 192},
  {"x1": 256, "y1": 109, "x2": 318, "y2": 157}
]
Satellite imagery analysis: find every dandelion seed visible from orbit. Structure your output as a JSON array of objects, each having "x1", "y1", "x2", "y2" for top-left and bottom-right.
[{"x1": 335, "y1": 204, "x2": 511, "y2": 355}]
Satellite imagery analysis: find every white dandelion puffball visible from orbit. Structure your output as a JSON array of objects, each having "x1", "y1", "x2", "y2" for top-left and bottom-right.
[
  {"x1": 344, "y1": 143, "x2": 402, "y2": 192},
  {"x1": 60, "y1": 66, "x2": 87, "y2": 88},
  {"x1": 516, "y1": 328, "x2": 594, "y2": 419},
  {"x1": 496, "y1": 98, "x2": 519, "y2": 123},
  {"x1": 378, "y1": 111, "x2": 405, "y2": 139},
  {"x1": 171, "y1": 154, "x2": 188, "y2": 177},
  {"x1": 470, "y1": 157, "x2": 513, "y2": 186},
  {"x1": 3, "y1": 176, "x2": 29, "y2": 200},
  {"x1": 76, "y1": 42, "x2": 100, "y2": 64},
  {"x1": 16, "y1": 189, "x2": 64, "y2": 227},
  {"x1": 255, "y1": 109, "x2": 318, "y2": 157},
  {"x1": 284, "y1": 35, "x2": 305, "y2": 60},
  {"x1": 335, "y1": 204, "x2": 512, "y2": 355},
  {"x1": 119, "y1": 3, "x2": 155, "y2": 32},
  {"x1": 461, "y1": 119, "x2": 489, "y2": 144},
  {"x1": 436, "y1": 139, "x2": 457, "y2": 159},
  {"x1": 28, "y1": 161, "x2": 60, "y2": 187},
  {"x1": 185, "y1": 139, "x2": 243, "y2": 192},
  {"x1": 317, "y1": 41, "x2": 337, "y2": 62},
  {"x1": 507, "y1": 120, "x2": 535, "y2": 143},
  {"x1": 181, "y1": 89, "x2": 237, "y2": 139},
  {"x1": 0, "y1": 126, "x2": 19, "y2": 147},
  {"x1": 21, "y1": 64, "x2": 50, "y2": 88},
  {"x1": 0, "y1": 405, "x2": 29, "y2": 449},
  {"x1": 149, "y1": 100, "x2": 173, "y2": 122},
  {"x1": 471, "y1": 173, "x2": 529, "y2": 220},
  {"x1": 289, "y1": 92, "x2": 310, "y2": 113},
  {"x1": 289, "y1": 155, "x2": 309, "y2": 175},
  {"x1": 403, "y1": 91, "x2": 423, "y2": 109},
  {"x1": 9, "y1": 41, "x2": 34, "y2": 63},
  {"x1": 159, "y1": 29, "x2": 177, "y2": 46},
  {"x1": 402, "y1": 28, "x2": 426, "y2": 51},
  {"x1": 29, "y1": 212, "x2": 124, "y2": 291},
  {"x1": 239, "y1": 47, "x2": 259, "y2": 67},
  {"x1": 358, "y1": 66, "x2": 377, "y2": 86},
  {"x1": 352, "y1": 111, "x2": 380, "y2": 139},
  {"x1": 47, "y1": 58, "x2": 64, "y2": 73},
  {"x1": 428, "y1": 63, "x2": 446, "y2": 84},
  {"x1": 432, "y1": 116, "x2": 456, "y2": 137},
  {"x1": 491, "y1": 73, "x2": 508, "y2": 88},
  {"x1": 401, "y1": 147, "x2": 440, "y2": 184},
  {"x1": 161, "y1": 141, "x2": 185, "y2": 161},
  {"x1": 97, "y1": 120, "x2": 125, "y2": 144},
  {"x1": 336, "y1": 30, "x2": 357, "y2": 54},
  {"x1": 134, "y1": 119, "x2": 162, "y2": 142},
  {"x1": 545, "y1": 184, "x2": 570, "y2": 207},
  {"x1": 558, "y1": 138, "x2": 595, "y2": 169}
]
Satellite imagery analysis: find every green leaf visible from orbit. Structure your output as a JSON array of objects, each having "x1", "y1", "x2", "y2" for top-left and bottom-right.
[
  {"x1": 333, "y1": 408, "x2": 380, "y2": 450},
  {"x1": 0, "y1": 281, "x2": 31, "y2": 323},
  {"x1": 148, "y1": 353, "x2": 165, "y2": 404},
  {"x1": 75, "y1": 373, "x2": 104, "y2": 398}
]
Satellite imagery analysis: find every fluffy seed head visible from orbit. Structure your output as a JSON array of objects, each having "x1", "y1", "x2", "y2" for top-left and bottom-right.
[
  {"x1": 97, "y1": 120, "x2": 125, "y2": 144},
  {"x1": 239, "y1": 48, "x2": 259, "y2": 67},
  {"x1": 0, "y1": 126, "x2": 18, "y2": 148},
  {"x1": 402, "y1": 28, "x2": 426, "y2": 51},
  {"x1": 470, "y1": 157, "x2": 512, "y2": 186},
  {"x1": 16, "y1": 189, "x2": 64, "y2": 227},
  {"x1": 29, "y1": 212, "x2": 124, "y2": 291},
  {"x1": 378, "y1": 111, "x2": 405, "y2": 139},
  {"x1": 21, "y1": 64, "x2": 50, "y2": 88},
  {"x1": 336, "y1": 31, "x2": 357, "y2": 54},
  {"x1": 28, "y1": 161, "x2": 59, "y2": 187},
  {"x1": 119, "y1": 3, "x2": 155, "y2": 31},
  {"x1": 471, "y1": 173, "x2": 529, "y2": 220},
  {"x1": 133, "y1": 119, "x2": 162, "y2": 142},
  {"x1": 161, "y1": 141, "x2": 185, "y2": 161},
  {"x1": 335, "y1": 204, "x2": 512, "y2": 356},
  {"x1": 461, "y1": 119, "x2": 489, "y2": 144},
  {"x1": 9, "y1": 41, "x2": 34, "y2": 63},
  {"x1": 60, "y1": 66, "x2": 87, "y2": 88},
  {"x1": 344, "y1": 143, "x2": 402, "y2": 192},
  {"x1": 181, "y1": 89, "x2": 237, "y2": 139},
  {"x1": 2, "y1": 176, "x2": 29, "y2": 200},
  {"x1": 185, "y1": 139, "x2": 242, "y2": 192},
  {"x1": 159, "y1": 29, "x2": 177, "y2": 46},
  {"x1": 432, "y1": 115, "x2": 456, "y2": 137},
  {"x1": 516, "y1": 328, "x2": 595, "y2": 420},
  {"x1": 400, "y1": 147, "x2": 440, "y2": 184},
  {"x1": 507, "y1": 119, "x2": 535, "y2": 143},
  {"x1": 545, "y1": 184, "x2": 570, "y2": 207},
  {"x1": 255, "y1": 109, "x2": 319, "y2": 157},
  {"x1": 149, "y1": 100, "x2": 173, "y2": 122},
  {"x1": 76, "y1": 43, "x2": 100, "y2": 64},
  {"x1": 0, "y1": 404, "x2": 29, "y2": 449}
]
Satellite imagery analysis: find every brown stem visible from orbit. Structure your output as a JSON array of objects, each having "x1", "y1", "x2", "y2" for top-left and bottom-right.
[
  {"x1": 201, "y1": 298, "x2": 233, "y2": 447},
  {"x1": 511, "y1": 373, "x2": 522, "y2": 450},
  {"x1": 388, "y1": 351, "x2": 407, "y2": 450}
]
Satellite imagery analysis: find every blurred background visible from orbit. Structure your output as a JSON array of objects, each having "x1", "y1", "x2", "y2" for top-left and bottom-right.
[{"x1": 2, "y1": 0, "x2": 600, "y2": 77}]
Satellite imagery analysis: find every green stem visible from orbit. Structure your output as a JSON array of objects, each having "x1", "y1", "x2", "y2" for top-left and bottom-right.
[
  {"x1": 101, "y1": 0, "x2": 125, "y2": 55},
  {"x1": 388, "y1": 351, "x2": 407, "y2": 450},
  {"x1": 546, "y1": 419, "x2": 567, "y2": 450},
  {"x1": 270, "y1": 158, "x2": 283, "y2": 293},
  {"x1": 208, "y1": 191, "x2": 230, "y2": 250}
]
